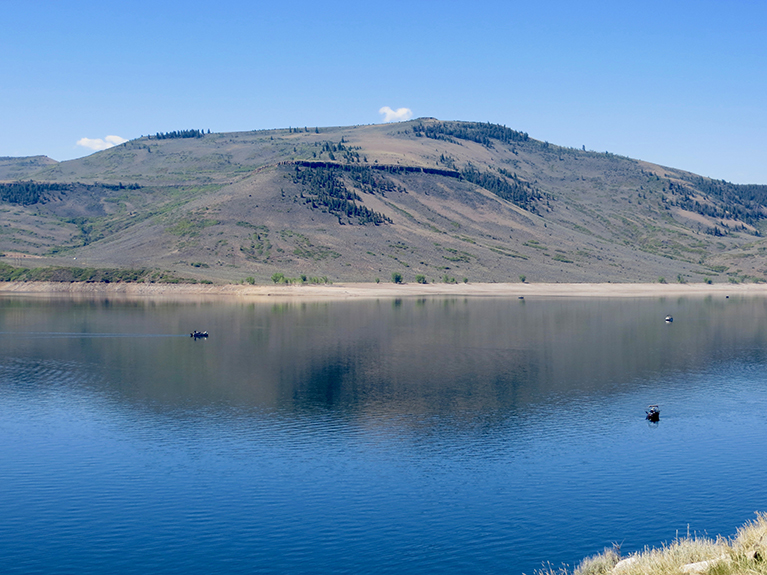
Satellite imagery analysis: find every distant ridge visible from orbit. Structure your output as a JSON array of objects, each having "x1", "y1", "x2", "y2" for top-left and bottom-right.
[{"x1": 0, "y1": 155, "x2": 58, "y2": 181}]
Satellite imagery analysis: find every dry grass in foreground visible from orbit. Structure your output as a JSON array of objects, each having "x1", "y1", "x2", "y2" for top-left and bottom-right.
[{"x1": 538, "y1": 513, "x2": 767, "y2": 575}]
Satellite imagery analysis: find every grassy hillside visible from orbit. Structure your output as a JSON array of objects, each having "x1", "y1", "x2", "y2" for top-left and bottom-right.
[{"x1": 2, "y1": 119, "x2": 767, "y2": 284}]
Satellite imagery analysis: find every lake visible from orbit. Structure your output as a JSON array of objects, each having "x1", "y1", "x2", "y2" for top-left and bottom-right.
[{"x1": 2, "y1": 294, "x2": 767, "y2": 574}]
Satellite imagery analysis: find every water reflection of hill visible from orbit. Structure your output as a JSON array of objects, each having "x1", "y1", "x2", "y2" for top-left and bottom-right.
[{"x1": 4, "y1": 296, "x2": 767, "y2": 421}]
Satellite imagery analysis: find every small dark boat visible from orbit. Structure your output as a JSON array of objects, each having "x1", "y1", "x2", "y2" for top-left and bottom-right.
[
  {"x1": 190, "y1": 330, "x2": 209, "y2": 339},
  {"x1": 646, "y1": 405, "x2": 660, "y2": 422},
  {"x1": 665, "y1": 315, "x2": 673, "y2": 323}
]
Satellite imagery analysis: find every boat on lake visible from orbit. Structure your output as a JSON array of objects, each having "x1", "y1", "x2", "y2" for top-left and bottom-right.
[
  {"x1": 646, "y1": 405, "x2": 660, "y2": 422},
  {"x1": 190, "y1": 330, "x2": 208, "y2": 339}
]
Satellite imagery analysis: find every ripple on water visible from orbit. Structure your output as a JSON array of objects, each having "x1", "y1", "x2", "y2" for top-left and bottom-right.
[{"x1": 3, "y1": 299, "x2": 767, "y2": 574}]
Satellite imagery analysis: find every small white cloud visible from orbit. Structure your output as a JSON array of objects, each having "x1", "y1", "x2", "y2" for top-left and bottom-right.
[
  {"x1": 379, "y1": 106, "x2": 413, "y2": 123},
  {"x1": 76, "y1": 135, "x2": 128, "y2": 151}
]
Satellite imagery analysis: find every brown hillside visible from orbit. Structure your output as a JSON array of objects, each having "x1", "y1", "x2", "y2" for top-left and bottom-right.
[{"x1": 1, "y1": 120, "x2": 765, "y2": 285}]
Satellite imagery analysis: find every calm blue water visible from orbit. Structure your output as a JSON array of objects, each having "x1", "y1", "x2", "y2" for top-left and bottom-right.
[{"x1": 2, "y1": 295, "x2": 767, "y2": 574}]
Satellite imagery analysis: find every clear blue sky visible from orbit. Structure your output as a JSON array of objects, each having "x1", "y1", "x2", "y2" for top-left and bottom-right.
[{"x1": 2, "y1": 0, "x2": 765, "y2": 183}]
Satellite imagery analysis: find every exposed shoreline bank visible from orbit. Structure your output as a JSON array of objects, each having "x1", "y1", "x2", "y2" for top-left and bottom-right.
[{"x1": 1, "y1": 281, "x2": 765, "y2": 300}]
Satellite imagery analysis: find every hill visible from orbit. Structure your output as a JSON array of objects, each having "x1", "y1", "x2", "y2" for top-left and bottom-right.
[
  {"x1": 0, "y1": 155, "x2": 57, "y2": 180},
  {"x1": 2, "y1": 119, "x2": 767, "y2": 285}
]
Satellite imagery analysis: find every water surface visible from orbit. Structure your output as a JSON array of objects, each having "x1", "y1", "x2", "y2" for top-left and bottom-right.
[{"x1": 2, "y1": 295, "x2": 767, "y2": 574}]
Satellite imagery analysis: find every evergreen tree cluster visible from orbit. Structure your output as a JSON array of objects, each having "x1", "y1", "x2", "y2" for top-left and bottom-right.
[
  {"x1": 151, "y1": 129, "x2": 205, "y2": 139},
  {"x1": 313, "y1": 140, "x2": 363, "y2": 163},
  {"x1": 461, "y1": 164, "x2": 541, "y2": 208},
  {"x1": 412, "y1": 121, "x2": 529, "y2": 148},
  {"x1": 438, "y1": 154, "x2": 456, "y2": 169},
  {"x1": 673, "y1": 194, "x2": 737, "y2": 223},
  {"x1": 292, "y1": 166, "x2": 392, "y2": 225},
  {"x1": 659, "y1": 178, "x2": 767, "y2": 231},
  {"x1": 0, "y1": 181, "x2": 142, "y2": 207},
  {"x1": 345, "y1": 166, "x2": 405, "y2": 194},
  {"x1": 0, "y1": 181, "x2": 70, "y2": 205},
  {"x1": 293, "y1": 162, "x2": 408, "y2": 194},
  {"x1": 679, "y1": 176, "x2": 767, "y2": 225}
]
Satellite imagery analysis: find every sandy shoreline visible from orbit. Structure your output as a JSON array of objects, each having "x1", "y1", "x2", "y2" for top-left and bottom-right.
[{"x1": 0, "y1": 280, "x2": 764, "y2": 300}]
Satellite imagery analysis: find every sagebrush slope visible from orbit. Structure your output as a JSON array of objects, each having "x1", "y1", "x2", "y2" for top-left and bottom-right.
[{"x1": 2, "y1": 119, "x2": 766, "y2": 284}]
